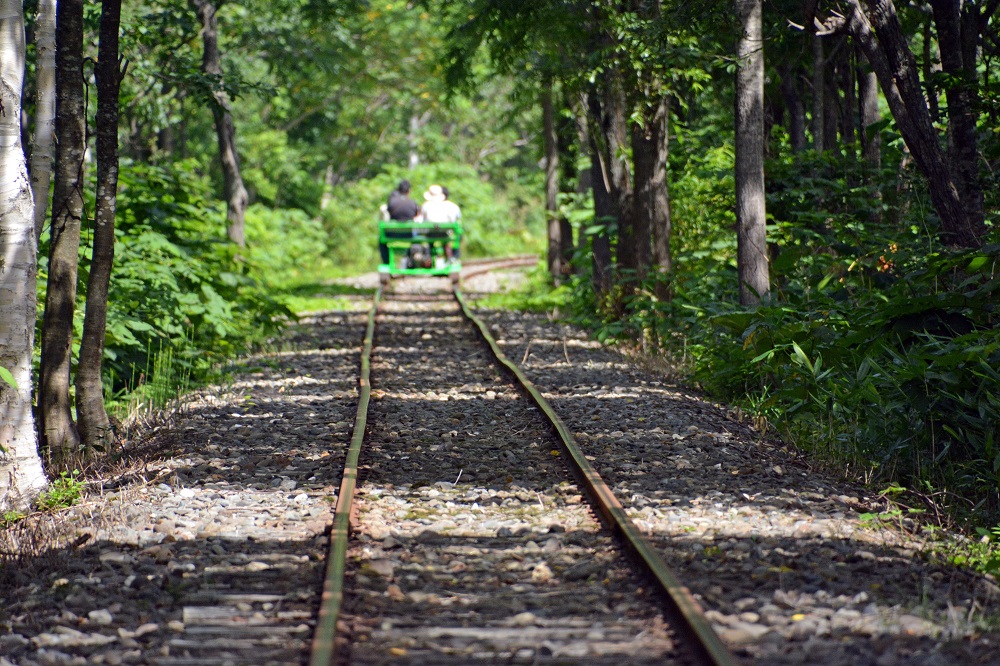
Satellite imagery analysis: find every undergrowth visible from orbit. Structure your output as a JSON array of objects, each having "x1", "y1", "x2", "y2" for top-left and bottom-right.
[{"x1": 502, "y1": 146, "x2": 1000, "y2": 573}]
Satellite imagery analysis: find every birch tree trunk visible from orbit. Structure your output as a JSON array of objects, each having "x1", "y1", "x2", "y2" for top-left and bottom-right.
[
  {"x1": 40, "y1": 0, "x2": 85, "y2": 463},
  {"x1": 30, "y1": 0, "x2": 57, "y2": 242},
  {"x1": 77, "y1": 0, "x2": 124, "y2": 452},
  {"x1": 0, "y1": 0, "x2": 48, "y2": 509},
  {"x1": 735, "y1": 0, "x2": 769, "y2": 305},
  {"x1": 191, "y1": 0, "x2": 248, "y2": 246}
]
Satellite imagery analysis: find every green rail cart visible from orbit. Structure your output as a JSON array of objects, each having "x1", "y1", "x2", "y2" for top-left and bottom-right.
[{"x1": 377, "y1": 220, "x2": 462, "y2": 284}]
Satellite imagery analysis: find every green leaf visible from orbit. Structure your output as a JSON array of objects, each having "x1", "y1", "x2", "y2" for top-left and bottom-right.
[
  {"x1": 790, "y1": 341, "x2": 814, "y2": 373},
  {"x1": 0, "y1": 367, "x2": 16, "y2": 390},
  {"x1": 967, "y1": 255, "x2": 990, "y2": 272}
]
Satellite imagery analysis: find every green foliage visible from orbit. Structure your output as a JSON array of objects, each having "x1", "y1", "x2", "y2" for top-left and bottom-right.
[
  {"x1": 107, "y1": 345, "x2": 190, "y2": 420},
  {"x1": 99, "y1": 161, "x2": 293, "y2": 393},
  {"x1": 243, "y1": 204, "x2": 333, "y2": 289},
  {"x1": 662, "y1": 233, "x2": 1000, "y2": 518},
  {"x1": 566, "y1": 141, "x2": 1000, "y2": 525},
  {"x1": 1, "y1": 510, "x2": 26, "y2": 527},
  {"x1": 957, "y1": 525, "x2": 1000, "y2": 575},
  {"x1": 35, "y1": 471, "x2": 84, "y2": 512},
  {"x1": 36, "y1": 159, "x2": 320, "y2": 407}
]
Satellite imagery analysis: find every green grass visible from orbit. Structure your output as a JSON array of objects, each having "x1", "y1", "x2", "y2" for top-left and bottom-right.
[
  {"x1": 472, "y1": 264, "x2": 571, "y2": 312},
  {"x1": 272, "y1": 269, "x2": 377, "y2": 315}
]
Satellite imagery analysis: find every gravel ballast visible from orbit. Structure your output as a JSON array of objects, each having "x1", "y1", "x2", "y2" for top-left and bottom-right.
[{"x1": 2, "y1": 270, "x2": 999, "y2": 666}]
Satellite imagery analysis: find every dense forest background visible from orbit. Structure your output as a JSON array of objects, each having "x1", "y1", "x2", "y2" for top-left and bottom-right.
[{"x1": 1, "y1": 0, "x2": 999, "y2": 554}]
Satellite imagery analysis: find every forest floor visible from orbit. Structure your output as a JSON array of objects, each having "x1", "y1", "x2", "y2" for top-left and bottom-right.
[{"x1": 1, "y1": 268, "x2": 999, "y2": 665}]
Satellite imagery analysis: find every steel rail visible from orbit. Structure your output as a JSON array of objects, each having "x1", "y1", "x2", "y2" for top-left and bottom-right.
[
  {"x1": 309, "y1": 287, "x2": 382, "y2": 666},
  {"x1": 454, "y1": 286, "x2": 737, "y2": 666},
  {"x1": 460, "y1": 255, "x2": 538, "y2": 281},
  {"x1": 460, "y1": 254, "x2": 538, "y2": 268}
]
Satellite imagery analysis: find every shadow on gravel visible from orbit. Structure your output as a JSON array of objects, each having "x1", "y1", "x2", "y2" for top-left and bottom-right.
[
  {"x1": 0, "y1": 307, "x2": 376, "y2": 664},
  {"x1": 339, "y1": 527, "x2": 678, "y2": 664},
  {"x1": 0, "y1": 533, "x2": 325, "y2": 663},
  {"x1": 470, "y1": 309, "x2": 1000, "y2": 663}
]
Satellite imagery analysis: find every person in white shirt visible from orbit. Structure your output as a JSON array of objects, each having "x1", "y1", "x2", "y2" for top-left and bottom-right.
[{"x1": 421, "y1": 184, "x2": 461, "y2": 260}]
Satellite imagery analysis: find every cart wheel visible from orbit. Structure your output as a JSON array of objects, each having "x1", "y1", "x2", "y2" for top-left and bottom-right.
[
  {"x1": 450, "y1": 272, "x2": 460, "y2": 285},
  {"x1": 379, "y1": 272, "x2": 389, "y2": 286}
]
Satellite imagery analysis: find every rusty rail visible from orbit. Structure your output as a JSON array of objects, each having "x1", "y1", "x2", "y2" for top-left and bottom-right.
[
  {"x1": 309, "y1": 287, "x2": 381, "y2": 666},
  {"x1": 454, "y1": 287, "x2": 737, "y2": 666}
]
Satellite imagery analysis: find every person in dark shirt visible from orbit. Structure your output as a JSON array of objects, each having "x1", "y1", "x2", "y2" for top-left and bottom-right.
[
  {"x1": 381, "y1": 180, "x2": 420, "y2": 265},
  {"x1": 386, "y1": 180, "x2": 420, "y2": 220}
]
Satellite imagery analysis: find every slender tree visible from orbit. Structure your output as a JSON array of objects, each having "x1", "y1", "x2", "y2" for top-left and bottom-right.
[
  {"x1": 597, "y1": 67, "x2": 637, "y2": 279},
  {"x1": 930, "y1": 0, "x2": 984, "y2": 236},
  {"x1": 191, "y1": 0, "x2": 248, "y2": 246},
  {"x1": 0, "y1": 0, "x2": 48, "y2": 509},
  {"x1": 811, "y1": 31, "x2": 825, "y2": 151},
  {"x1": 77, "y1": 0, "x2": 125, "y2": 451},
  {"x1": 779, "y1": 64, "x2": 807, "y2": 152},
  {"x1": 735, "y1": 0, "x2": 769, "y2": 305},
  {"x1": 40, "y1": 0, "x2": 86, "y2": 463},
  {"x1": 632, "y1": 95, "x2": 672, "y2": 300},
  {"x1": 587, "y1": 90, "x2": 614, "y2": 297},
  {"x1": 856, "y1": 45, "x2": 881, "y2": 167},
  {"x1": 29, "y1": 0, "x2": 57, "y2": 242},
  {"x1": 542, "y1": 77, "x2": 564, "y2": 283}
]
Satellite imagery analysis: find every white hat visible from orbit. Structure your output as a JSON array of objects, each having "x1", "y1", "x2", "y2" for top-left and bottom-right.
[{"x1": 424, "y1": 184, "x2": 445, "y2": 201}]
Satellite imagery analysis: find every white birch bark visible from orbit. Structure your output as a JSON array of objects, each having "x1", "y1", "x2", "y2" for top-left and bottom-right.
[
  {"x1": 0, "y1": 0, "x2": 48, "y2": 510},
  {"x1": 30, "y1": 0, "x2": 57, "y2": 242}
]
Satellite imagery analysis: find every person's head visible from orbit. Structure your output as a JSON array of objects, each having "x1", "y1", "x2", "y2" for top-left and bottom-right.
[
  {"x1": 397, "y1": 179, "x2": 411, "y2": 195},
  {"x1": 441, "y1": 186, "x2": 450, "y2": 200},
  {"x1": 424, "y1": 184, "x2": 445, "y2": 202}
]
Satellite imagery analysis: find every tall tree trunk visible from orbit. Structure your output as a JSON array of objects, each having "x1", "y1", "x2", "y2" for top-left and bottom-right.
[
  {"x1": 191, "y1": 0, "x2": 248, "y2": 246},
  {"x1": 598, "y1": 69, "x2": 635, "y2": 280},
  {"x1": 632, "y1": 96, "x2": 670, "y2": 298},
  {"x1": 585, "y1": 90, "x2": 615, "y2": 298},
  {"x1": 77, "y1": 0, "x2": 123, "y2": 452},
  {"x1": 40, "y1": 0, "x2": 85, "y2": 463},
  {"x1": 922, "y1": 15, "x2": 939, "y2": 121},
  {"x1": 779, "y1": 64, "x2": 807, "y2": 152},
  {"x1": 29, "y1": 0, "x2": 57, "y2": 243},
  {"x1": 0, "y1": 0, "x2": 47, "y2": 510},
  {"x1": 823, "y1": 68, "x2": 841, "y2": 154},
  {"x1": 542, "y1": 78, "x2": 563, "y2": 283},
  {"x1": 590, "y1": 146, "x2": 614, "y2": 298},
  {"x1": 841, "y1": 42, "x2": 857, "y2": 146},
  {"x1": 857, "y1": 45, "x2": 882, "y2": 167},
  {"x1": 841, "y1": 0, "x2": 983, "y2": 247},
  {"x1": 812, "y1": 32, "x2": 825, "y2": 151},
  {"x1": 930, "y1": 0, "x2": 985, "y2": 236},
  {"x1": 735, "y1": 0, "x2": 769, "y2": 305}
]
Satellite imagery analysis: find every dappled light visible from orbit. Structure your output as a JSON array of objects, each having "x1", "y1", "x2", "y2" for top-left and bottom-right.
[{"x1": 3, "y1": 0, "x2": 1000, "y2": 664}]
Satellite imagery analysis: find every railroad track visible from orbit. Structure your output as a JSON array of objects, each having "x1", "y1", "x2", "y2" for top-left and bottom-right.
[
  {"x1": 311, "y1": 277, "x2": 735, "y2": 665},
  {"x1": 0, "y1": 265, "x2": 733, "y2": 666}
]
